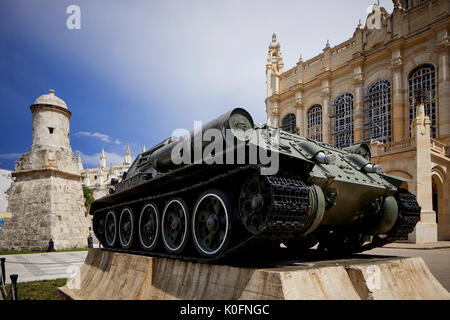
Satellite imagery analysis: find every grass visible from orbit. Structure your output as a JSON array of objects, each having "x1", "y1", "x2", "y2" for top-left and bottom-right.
[
  {"x1": 4, "y1": 278, "x2": 68, "y2": 300},
  {"x1": 0, "y1": 248, "x2": 89, "y2": 256}
]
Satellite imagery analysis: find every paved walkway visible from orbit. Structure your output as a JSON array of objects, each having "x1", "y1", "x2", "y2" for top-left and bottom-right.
[
  {"x1": 1, "y1": 251, "x2": 88, "y2": 284},
  {"x1": 383, "y1": 241, "x2": 450, "y2": 250}
]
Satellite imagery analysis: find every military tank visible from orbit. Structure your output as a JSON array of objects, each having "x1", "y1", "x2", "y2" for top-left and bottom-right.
[{"x1": 90, "y1": 108, "x2": 420, "y2": 262}]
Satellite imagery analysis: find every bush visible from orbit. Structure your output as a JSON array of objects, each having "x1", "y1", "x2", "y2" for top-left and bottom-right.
[{"x1": 82, "y1": 185, "x2": 94, "y2": 210}]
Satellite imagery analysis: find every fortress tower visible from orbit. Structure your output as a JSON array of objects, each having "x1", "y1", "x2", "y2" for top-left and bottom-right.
[{"x1": 0, "y1": 90, "x2": 90, "y2": 251}]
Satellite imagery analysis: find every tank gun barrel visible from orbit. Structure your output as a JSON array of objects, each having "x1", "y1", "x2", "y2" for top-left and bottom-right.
[{"x1": 149, "y1": 108, "x2": 254, "y2": 172}]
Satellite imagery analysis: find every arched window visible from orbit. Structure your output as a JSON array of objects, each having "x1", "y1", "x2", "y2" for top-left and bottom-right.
[
  {"x1": 333, "y1": 93, "x2": 354, "y2": 148},
  {"x1": 402, "y1": 0, "x2": 409, "y2": 9},
  {"x1": 408, "y1": 64, "x2": 437, "y2": 138},
  {"x1": 307, "y1": 105, "x2": 323, "y2": 142},
  {"x1": 364, "y1": 80, "x2": 391, "y2": 143},
  {"x1": 280, "y1": 113, "x2": 297, "y2": 133}
]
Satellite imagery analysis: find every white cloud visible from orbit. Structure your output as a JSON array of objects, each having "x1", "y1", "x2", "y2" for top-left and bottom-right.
[
  {"x1": 0, "y1": 152, "x2": 24, "y2": 160},
  {"x1": 16, "y1": 0, "x2": 393, "y2": 126},
  {"x1": 75, "y1": 131, "x2": 121, "y2": 145}
]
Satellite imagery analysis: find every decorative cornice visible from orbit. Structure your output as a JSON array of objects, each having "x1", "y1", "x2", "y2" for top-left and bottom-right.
[
  {"x1": 30, "y1": 104, "x2": 72, "y2": 119},
  {"x1": 271, "y1": 105, "x2": 279, "y2": 117},
  {"x1": 321, "y1": 87, "x2": 331, "y2": 98},
  {"x1": 12, "y1": 168, "x2": 81, "y2": 181},
  {"x1": 391, "y1": 57, "x2": 403, "y2": 72},
  {"x1": 353, "y1": 72, "x2": 364, "y2": 85},
  {"x1": 435, "y1": 36, "x2": 450, "y2": 53}
]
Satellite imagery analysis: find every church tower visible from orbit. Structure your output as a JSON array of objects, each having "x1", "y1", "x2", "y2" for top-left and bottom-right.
[
  {"x1": 0, "y1": 90, "x2": 90, "y2": 251},
  {"x1": 100, "y1": 148, "x2": 106, "y2": 168},
  {"x1": 124, "y1": 144, "x2": 131, "y2": 165},
  {"x1": 77, "y1": 152, "x2": 83, "y2": 171},
  {"x1": 266, "y1": 34, "x2": 284, "y2": 127}
]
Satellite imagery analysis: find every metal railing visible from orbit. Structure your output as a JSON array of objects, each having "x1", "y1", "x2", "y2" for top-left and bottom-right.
[{"x1": 0, "y1": 257, "x2": 19, "y2": 300}]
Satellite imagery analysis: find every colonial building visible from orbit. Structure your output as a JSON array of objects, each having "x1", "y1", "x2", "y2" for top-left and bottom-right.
[
  {"x1": 81, "y1": 145, "x2": 143, "y2": 199},
  {"x1": 265, "y1": 0, "x2": 450, "y2": 242},
  {"x1": 0, "y1": 90, "x2": 90, "y2": 251}
]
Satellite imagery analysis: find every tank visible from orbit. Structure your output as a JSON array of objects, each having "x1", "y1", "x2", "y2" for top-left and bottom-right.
[{"x1": 90, "y1": 108, "x2": 420, "y2": 262}]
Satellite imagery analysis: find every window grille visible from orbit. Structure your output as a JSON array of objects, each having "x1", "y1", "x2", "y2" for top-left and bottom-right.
[
  {"x1": 307, "y1": 105, "x2": 323, "y2": 142},
  {"x1": 363, "y1": 80, "x2": 392, "y2": 144},
  {"x1": 408, "y1": 64, "x2": 437, "y2": 138},
  {"x1": 331, "y1": 93, "x2": 354, "y2": 148},
  {"x1": 280, "y1": 113, "x2": 297, "y2": 133}
]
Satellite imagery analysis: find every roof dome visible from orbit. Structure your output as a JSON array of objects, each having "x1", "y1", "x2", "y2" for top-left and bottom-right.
[{"x1": 33, "y1": 89, "x2": 68, "y2": 109}]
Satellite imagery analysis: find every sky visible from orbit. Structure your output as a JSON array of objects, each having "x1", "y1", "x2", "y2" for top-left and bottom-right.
[{"x1": 0, "y1": 0, "x2": 394, "y2": 170}]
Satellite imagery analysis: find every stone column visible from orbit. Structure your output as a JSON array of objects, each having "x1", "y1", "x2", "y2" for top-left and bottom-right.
[
  {"x1": 295, "y1": 92, "x2": 305, "y2": 136},
  {"x1": 321, "y1": 80, "x2": 331, "y2": 144},
  {"x1": 391, "y1": 48, "x2": 405, "y2": 141},
  {"x1": 436, "y1": 35, "x2": 450, "y2": 138},
  {"x1": 271, "y1": 101, "x2": 280, "y2": 128},
  {"x1": 353, "y1": 67, "x2": 364, "y2": 143},
  {"x1": 409, "y1": 103, "x2": 438, "y2": 243}
]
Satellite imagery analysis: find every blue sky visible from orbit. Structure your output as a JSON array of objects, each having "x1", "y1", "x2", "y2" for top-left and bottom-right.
[{"x1": 0, "y1": 0, "x2": 393, "y2": 170}]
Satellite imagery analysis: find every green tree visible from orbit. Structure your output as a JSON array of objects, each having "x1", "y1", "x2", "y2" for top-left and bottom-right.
[{"x1": 82, "y1": 185, "x2": 94, "y2": 211}]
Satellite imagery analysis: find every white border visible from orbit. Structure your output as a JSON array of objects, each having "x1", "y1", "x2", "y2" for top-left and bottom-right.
[
  {"x1": 119, "y1": 207, "x2": 134, "y2": 248},
  {"x1": 192, "y1": 193, "x2": 229, "y2": 256},
  {"x1": 105, "y1": 210, "x2": 117, "y2": 247},
  {"x1": 138, "y1": 203, "x2": 159, "y2": 250},
  {"x1": 161, "y1": 199, "x2": 188, "y2": 253}
]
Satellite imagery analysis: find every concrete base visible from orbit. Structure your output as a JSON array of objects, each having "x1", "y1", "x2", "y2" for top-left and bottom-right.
[
  {"x1": 59, "y1": 249, "x2": 450, "y2": 300},
  {"x1": 408, "y1": 222, "x2": 438, "y2": 244}
]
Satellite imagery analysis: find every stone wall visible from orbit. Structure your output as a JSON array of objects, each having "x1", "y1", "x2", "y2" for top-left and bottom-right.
[
  {"x1": 0, "y1": 169, "x2": 12, "y2": 212},
  {"x1": 0, "y1": 171, "x2": 90, "y2": 251}
]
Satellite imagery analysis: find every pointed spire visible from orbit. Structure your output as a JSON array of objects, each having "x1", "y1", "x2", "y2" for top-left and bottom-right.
[
  {"x1": 267, "y1": 33, "x2": 284, "y2": 73},
  {"x1": 142, "y1": 145, "x2": 146, "y2": 153},
  {"x1": 77, "y1": 152, "x2": 83, "y2": 171},
  {"x1": 271, "y1": 33, "x2": 277, "y2": 43},
  {"x1": 124, "y1": 144, "x2": 131, "y2": 165},
  {"x1": 100, "y1": 148, "x2": 106, "y2": 168}
]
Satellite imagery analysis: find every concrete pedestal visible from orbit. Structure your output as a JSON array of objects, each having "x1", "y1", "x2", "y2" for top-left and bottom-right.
[
  {"x1": 59, "y1": 249, "x2": 449, "y2": 300},
  {"x1": 408, "y1": 221, "x2": 438, "y2": 244}
]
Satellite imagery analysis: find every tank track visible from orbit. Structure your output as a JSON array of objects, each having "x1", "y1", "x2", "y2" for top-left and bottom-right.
[
  {"x1": 97, "y1": 165, "x2": 315, "y2": 263},
  {"x1": 355, "y1": 188, "x2": 421, "y2": 253}
]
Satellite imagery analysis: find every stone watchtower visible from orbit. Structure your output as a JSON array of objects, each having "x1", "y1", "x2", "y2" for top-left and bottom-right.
[{"x1": 0, "y1": 90, "x2": 90, "y2": 251}]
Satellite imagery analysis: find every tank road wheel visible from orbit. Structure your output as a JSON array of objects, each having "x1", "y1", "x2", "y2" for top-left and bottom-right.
[
  {"x1": 192, "y1": 190, "x2": 233, "y2": 258},
  {"x1": 239, "y1": 175, "x2": 271, "y2": 234},
  {"x1": 104, "y1": 210, "x2": 118, "y2": 247},
  {"x1": 162, "y1": 198, "x2": 189, "y2": 254},
  {"x1": 139, "y1": 203, "x2": 159, "y2": 251},
  {"x1": 119, "y1": 207, "x2": 135, "y2": 249}
]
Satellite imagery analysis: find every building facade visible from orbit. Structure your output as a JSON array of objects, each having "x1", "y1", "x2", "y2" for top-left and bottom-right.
[
  {"x1": 81, "y1": 145, "x2": 142, "y2": 199},
  {"x1": 0, "y1": 90, "x2": 90, "y2": 251},
  {"x1": 265, "y1": 0, "x2": 450, "y2": 242}
]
